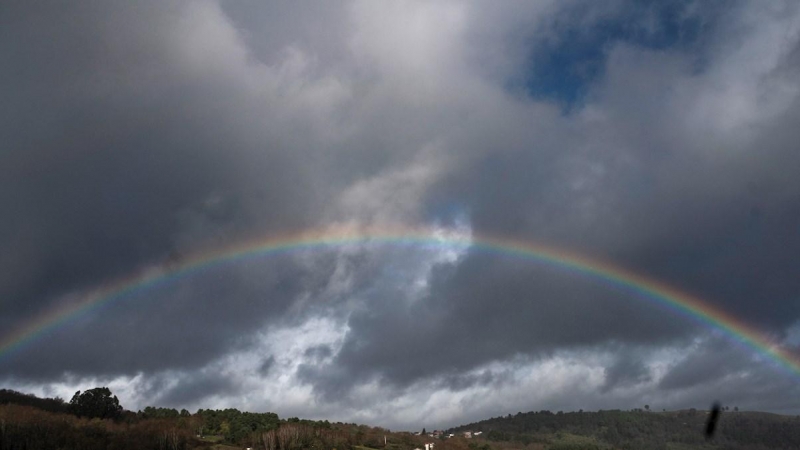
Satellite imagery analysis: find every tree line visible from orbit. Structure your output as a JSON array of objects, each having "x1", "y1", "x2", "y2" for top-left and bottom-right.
[
  {"x1": 4, "y1": 387, "x2": 800, "y2": 450},
  {"x1": 449, "y1": 408, "x2": 800, "y2": 450},
  {"x1": 0, "y1": 387, "x2": 410, "y2": 450}
]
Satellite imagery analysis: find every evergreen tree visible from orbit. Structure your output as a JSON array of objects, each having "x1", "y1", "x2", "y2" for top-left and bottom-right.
[{"x1": 69, "y1": 387, "x2": 123, "y2": 420}]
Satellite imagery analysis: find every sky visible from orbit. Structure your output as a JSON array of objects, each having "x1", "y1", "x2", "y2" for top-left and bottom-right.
[{"x1": 2, "y1": 0, "x2": 800, "y2": 430}]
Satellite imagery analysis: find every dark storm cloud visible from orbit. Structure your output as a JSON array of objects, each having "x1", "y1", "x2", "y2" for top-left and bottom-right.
[
  {"x1": 435, "y1": 369, "x2": 511, "y2": 392},
  {"x1": 444, "y1": 0, "x2": 800, "y2": 328},
  {"x1": 295, "y1": 0, "x2": 800, "y2": 402},
  {"x1": 299, "y1": 252, "x2": 696, "y2": 400},
  {"x1": 0, "y1": 0, "x2": 331, "y2": 378},
  {"x1": 658, "y1": 337, "x2": 759, "y2": 391},
  {"x1": 601, "y1": 353, "x2": 652, "y2": 393},
  {"x1": 115, "y1": 368, "x2": 242, "y2": 411},
  {"x1": 0, "y1": 253, "x2": 329, "y2": 378},
  {"x1": 3, "y1": 0, "x2": 800, "y2": 426},
  {"x1": 642, "y1": 334, "x2": 800, "y2": 413},
  {"x1": 152, "y1": 372, "x2": 238, "y2": 408},
  {"x1": 258, "y1": 356, "x2": 276, "y2": 376},
  {"x1": 435, "y1": 118, "x2": 800, "y2": 330}
]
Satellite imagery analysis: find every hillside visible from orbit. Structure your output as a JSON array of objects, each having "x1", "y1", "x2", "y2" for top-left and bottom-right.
[{"x1": 448, "y1": 408, "x2": 800, "y2": 450}]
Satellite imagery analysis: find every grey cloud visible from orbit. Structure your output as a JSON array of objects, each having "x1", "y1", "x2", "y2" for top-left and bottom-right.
[
  {"x1": 0, "y1": 0, "x2": 340, "y2": 379},
  {"x1": 258, "y1": 356, "x2": 276, "y2": 376},
  {"x1": 435, "y1": 369, "x2": 512, "y2": 392},
  {"x1": 218, "y1": 1, "x2": 351, "y2": 68},
  {"x1": 646, "y1": 337, "x2": 800, "y2": 414},
  {"x1": 2, "y1": 0, "x2": 800, "y2": 426},
  {"x1": 299, "y1": 252, "x2": 694, "y2": 401},
  {"x1": 293, "y1": 0, "x2": 800, "y2": 404},
  {"x1": 1, "y1": 254, "x2": 327, "y2": 379},
  {"x1": 153, "y1": 372, "x2": 238, "y2": 409},
  {"x1": 658, "y1": 337, "x2": 759, "y2": 391},
  {"x1": 601, "y1": 353, "x2": 652, "y2": 393},
  {"x1": 304, "y1": 345, "x2": 333, "y2": 362}
]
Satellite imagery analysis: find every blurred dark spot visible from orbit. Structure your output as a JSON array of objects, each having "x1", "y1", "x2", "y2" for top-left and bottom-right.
[{"x1": 705, "y1": 401, "x2": 721, "y2": 440}]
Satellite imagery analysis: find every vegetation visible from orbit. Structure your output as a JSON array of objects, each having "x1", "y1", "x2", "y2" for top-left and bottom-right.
[
  {"x1": 450, "y1": 408, "x2": 800, "y2": 450},
  {"x1": 69, "y1": 386, "x2": 123, "y2": 420},
  {"x1": 2, "y1": 387, "x2": 800, "y2": 449},
  {"x1": 0, "y1": 403, "x2": 195, "y2": 450},
  {"x1": 0, "y1": 388, "x2": 68, "y2": 413},
  {"x1": 0, "y1": 388, "x2": 391, "y2": 450}
]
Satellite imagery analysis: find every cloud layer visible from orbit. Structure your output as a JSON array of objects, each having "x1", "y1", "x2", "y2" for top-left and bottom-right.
[{"x1": 3, "y1": 0, "x2": 800, "y2": 429}]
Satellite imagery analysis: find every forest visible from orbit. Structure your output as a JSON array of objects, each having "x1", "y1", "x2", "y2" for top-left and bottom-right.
[
  {"x1": 450, "y1": 407, "x2": 800, "y2": 450},
  {"x1": 2, "y1": 388, "x2": 800, "y2": 450}
]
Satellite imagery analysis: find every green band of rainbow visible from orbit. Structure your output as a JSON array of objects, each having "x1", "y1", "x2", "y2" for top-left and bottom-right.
[{"x1": 2, "y1": 225, "x2": 798, "y2": 378}]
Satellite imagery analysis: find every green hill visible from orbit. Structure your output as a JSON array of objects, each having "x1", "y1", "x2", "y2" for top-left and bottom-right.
[{"x1": 448, "y1": 408, "x2": 800, "y2": 450}]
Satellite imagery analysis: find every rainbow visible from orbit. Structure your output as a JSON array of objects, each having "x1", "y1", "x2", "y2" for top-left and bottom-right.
[{"x1": 1, "y1": 224, "x2": 798, "y2": 378}]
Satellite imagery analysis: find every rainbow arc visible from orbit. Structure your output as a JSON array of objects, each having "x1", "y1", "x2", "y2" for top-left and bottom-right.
[{"x1": 1, "y1": 224, "x2": 798, "y2": 379}]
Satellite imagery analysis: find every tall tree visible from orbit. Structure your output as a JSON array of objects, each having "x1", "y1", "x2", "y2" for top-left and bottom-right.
[{"x1": 69, "y1": 387, "x2": 123, "y2": 419}]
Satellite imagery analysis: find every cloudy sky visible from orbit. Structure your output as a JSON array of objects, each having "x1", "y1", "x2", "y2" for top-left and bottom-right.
[{"x1": 3, "y1": 0, "x2": 800, "y2": 430}]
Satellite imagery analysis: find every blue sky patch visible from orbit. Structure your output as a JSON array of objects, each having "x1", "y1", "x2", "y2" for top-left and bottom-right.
[{"x1": 525, "y1": 0, "x2": 715, "y2": 110}]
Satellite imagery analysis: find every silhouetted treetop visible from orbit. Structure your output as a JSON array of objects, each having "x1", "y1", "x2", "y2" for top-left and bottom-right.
[{"x1": 69, "y1": 386, "x2": 123, "y2": 420}]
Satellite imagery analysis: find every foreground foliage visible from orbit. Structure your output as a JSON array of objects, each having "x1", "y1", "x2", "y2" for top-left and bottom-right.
[{"x1": 0, "y1": 404, "x2": 194, "y2": 450}]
